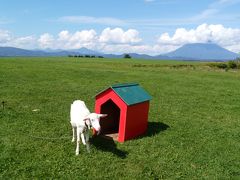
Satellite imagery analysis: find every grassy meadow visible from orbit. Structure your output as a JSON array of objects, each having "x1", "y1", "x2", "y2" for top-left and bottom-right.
[{"x1": 0, "y1": 57, "x2": 240, "y2": 179}]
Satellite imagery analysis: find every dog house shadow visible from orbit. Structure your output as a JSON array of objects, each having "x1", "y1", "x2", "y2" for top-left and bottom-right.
[
  {"x1": 90, "y1": 121, "x2": 169, "y2": 159},
  {"x1": 144, "y1": 121, "x2": 170, "y2": 137},
  {"x1": 90, "y1": 137, "x2": 128, "y2": 159}
]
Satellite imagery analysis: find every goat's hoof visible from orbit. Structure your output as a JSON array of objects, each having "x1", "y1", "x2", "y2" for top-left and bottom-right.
[
  {"x1": 71, "y1": 139, "x2": 75, "y2": 142},
  {"x1": 75, "y1": 152, "x2": 79, "y2": 155}
]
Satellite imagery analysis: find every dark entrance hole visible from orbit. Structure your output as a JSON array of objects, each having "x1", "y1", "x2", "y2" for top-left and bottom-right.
[{"x1": 100, "y1": 99, "x2": 120, "y2": 140}]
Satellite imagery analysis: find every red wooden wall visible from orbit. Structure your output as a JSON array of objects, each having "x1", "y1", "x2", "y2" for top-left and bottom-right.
[{"x1": 95, "y1": 89, "x2": 149, "y2": 142}]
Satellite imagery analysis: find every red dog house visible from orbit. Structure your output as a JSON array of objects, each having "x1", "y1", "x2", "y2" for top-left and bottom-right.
[{"x1": 95, "y1": 83, "x2": 152, "y2": 143}]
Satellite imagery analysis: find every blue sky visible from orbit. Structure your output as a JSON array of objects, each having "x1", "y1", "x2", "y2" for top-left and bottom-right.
[{"x1": 0, "y1": 0, "x2": 240, "y2": 54}]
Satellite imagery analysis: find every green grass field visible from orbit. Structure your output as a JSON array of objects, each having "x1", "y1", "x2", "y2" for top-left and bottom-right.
[{"x1": 1, "y1": 57, "x2": 240, "y2": 179}]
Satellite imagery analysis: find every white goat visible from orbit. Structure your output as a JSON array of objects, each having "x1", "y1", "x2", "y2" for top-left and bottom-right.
[{"x1": 70, "y1": 100, "x2": 107, "y2": 155}]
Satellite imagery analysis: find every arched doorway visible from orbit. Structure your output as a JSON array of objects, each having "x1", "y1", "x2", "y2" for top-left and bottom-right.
[{"x1": 100, "y1": 99, "x2": 120, "y2": 140}]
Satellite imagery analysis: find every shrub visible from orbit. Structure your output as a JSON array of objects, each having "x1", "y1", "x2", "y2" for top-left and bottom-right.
[
  {"x1": 228, "y1": 60, "x2": 237, "y2": 69},
  {"x1": 124, "y1": 54, "x2": 131, "y2": 59},
  {"x1": 217, "y1": 63, "x2": 228, "y2": 69}
]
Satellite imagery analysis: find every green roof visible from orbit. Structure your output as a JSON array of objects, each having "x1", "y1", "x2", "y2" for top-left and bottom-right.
[{"x1": 97, "y1": 83, "x2": 152, "y2": 105}]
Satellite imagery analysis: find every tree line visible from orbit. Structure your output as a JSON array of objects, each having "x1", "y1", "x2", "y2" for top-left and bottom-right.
[
  {"x1": 68, "y1": 53, "x2": 132, "y2": 59},
  {"x1": 68, "y1": 55, "x2": 104, "y2": 58}
]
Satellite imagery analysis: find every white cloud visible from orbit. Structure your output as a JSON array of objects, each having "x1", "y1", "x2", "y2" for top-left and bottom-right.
[
  {"x1": 99, "y1": 28, "x2": 141, "y2": 44},
  {"x1": 157, "y1": 24, "x2": 240, "y2": 52},
  {"x1": 36, "y1": 28, "x2": 142, "y2": 50},
  {"x1": 68, "y1": 30, "x2": 97, "y2": 43},
  {"x1": 11, "y1": 36, "x2": 37, "y2": 49},
  {"x1": 1, "y1": 25, "x2": 240, "y2": 55},
  {"x1": 38, "y1": 29, "x2": 98, "y2": 49},
  {"x1": 57, "y1": 29, "x2": 97, "y2": 49},
  {"x1": 58, "y1": 16, "x2": 126, "y2": 26},
  {"x1": 0, "y1": 29, "x2": 12, "y2": 43},
  {"x1": 58, "y1": 30, "x2": 70, "y2": 42},
  {"x1": 38, "y1": 33, "x2": 54, "y2": 49},
  {"x1": 0, "y1": 29, "x2": 37, "y2": 49}
]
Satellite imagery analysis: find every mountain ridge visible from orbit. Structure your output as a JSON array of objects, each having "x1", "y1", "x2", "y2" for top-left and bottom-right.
[
  {"x1": 0, "y1": 43, "x2": 239, "y2": 61},
  {"x1": 164, "y1": 43, "x2": 238, "y2": 60}
]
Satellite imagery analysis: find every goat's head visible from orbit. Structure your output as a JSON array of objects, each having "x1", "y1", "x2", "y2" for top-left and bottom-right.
[{"x1": 83, "y1": 113, "x2": 107, "y2": 135}]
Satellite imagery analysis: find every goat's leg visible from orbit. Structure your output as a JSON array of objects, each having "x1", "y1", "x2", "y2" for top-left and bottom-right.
[
  {"x1": 81, "y1": 133, "x2": 86, "y2": 145},
  {"x1": 85, "y1": 131, "x2": 90, "y2": 153},
  {"x1": 76, "y1": 127, "x2": 81, "y2": 155},
  {"x1": 71, "y1": 127, "x2": 76, "y2": 142}
]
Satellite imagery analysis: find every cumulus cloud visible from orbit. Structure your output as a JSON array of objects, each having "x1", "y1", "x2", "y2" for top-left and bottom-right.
[
  {"x1": 37, "y1": 29, "x2": 98, "y2": 49},
  {"x1": 57, "y1": 29, "x2": 97, "y2": 49},
  {"x1": 11, "y1": 36, "x2": 37, "y2": 49},
  {"x1": 0, "y1": 29, "x2": 37, "y2": 49},
  {"x1": 99, "y1": 28, "x2": 141, "y2": 44},
  {"x1": 35, "y1": 28, "x2": 142, "y2": 50},
  {"x1": 38, "y1": 33, "x2": 54, "y2": 49},
  {"x1": 1, "y1": 24, "x2": 240, "y2": 55},
  {"x1": 0, "y1": 27, "x2": 163, "y2": 55},
  {"x1": 0, "y1": 29, "x2": 12, "y2": 43},
  {"x1": 158, "y1": 23, "x2": 240, "y2": 52}
]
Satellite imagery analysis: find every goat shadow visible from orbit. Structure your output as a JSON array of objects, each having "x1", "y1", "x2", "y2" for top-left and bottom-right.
[
  {"x1": 90, "y1": 137, "x2": 128, "y2": 159},
  {"x1": 90, "y1": 122, "x2": 169, "y2": 158}
]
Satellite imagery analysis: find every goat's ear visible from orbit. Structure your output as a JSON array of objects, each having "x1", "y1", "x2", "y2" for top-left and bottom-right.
[{"x1": 98, "y1": 114, "x2": 108, "y2": 118}]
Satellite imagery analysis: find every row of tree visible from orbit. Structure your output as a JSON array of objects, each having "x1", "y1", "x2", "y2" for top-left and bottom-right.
[
  {"x1": 68, "y1": 53, "x2": 132, "y2": 59},
  {"x1": 68, "y1": 55, "x2": 104, "y2": 58}
]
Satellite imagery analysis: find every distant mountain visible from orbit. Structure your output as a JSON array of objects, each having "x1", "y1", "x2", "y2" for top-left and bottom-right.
[
  {"x1": 70, "y1": 47, "x2": 102, "y2": 55},
  {"x1": 0, "y1": 47, "x2": 49, "y2": 56},
  {"x1": 0, "y1": 47, "x2": 100, "y2": 57},
  {"x1": 103, "y1": 54, "x2": 123, "y2": 58},
  {"x1": 104, "y1": 53, "x2": 169, "y2": 60},
  {"x1": 164, "y1": 43, "x2": 239, "y2": 60},
  {"x1": 129, "y1": 53, "x2": 155, "y2": 59},
  {"x1": 0, "y1": 44, "x2": 239, "y2": 61}
]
